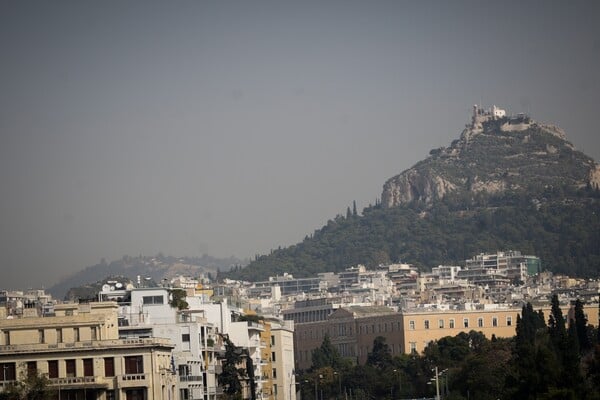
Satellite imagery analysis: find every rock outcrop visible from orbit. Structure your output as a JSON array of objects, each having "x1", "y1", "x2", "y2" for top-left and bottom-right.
[{"x1": 382, "y1": 107, "x2": 598, "y2": 208}]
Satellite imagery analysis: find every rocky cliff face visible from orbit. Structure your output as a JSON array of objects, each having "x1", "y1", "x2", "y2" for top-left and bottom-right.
[{"x1": 382, "y1": 111, "x2": 599, "y2": 208}]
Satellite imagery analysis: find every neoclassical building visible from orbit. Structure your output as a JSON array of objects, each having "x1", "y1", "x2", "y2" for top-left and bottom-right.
[{"x1": 293, "y1": 303, "x2": 599, "y2": 370}]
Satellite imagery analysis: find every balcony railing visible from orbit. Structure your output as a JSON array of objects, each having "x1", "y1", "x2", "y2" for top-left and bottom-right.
[
  {"x1": 179, "y1": 375, "x2": 203, "y2": 382},
  {"x1": 0, "y1": 338, "x2": 172, "y2": 354},
  {"x1": 50, "y1": 376, "x2": 97, "y2": 385},
  {"x1": 48, "y1": 376, "x2": 109, "y2": 389},
  {"x1": 119, "y1": 373, "x2": 147, "y2": 382},
  {"x1": 0, "y1": 381, "x2": 16, "y2": 390}
]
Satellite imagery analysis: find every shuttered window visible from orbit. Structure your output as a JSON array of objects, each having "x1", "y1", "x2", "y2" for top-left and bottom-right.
[
  {"x1": 48, "y1": 361, "x2": 58, "y2": 379},
  {"x1": 83, "y1": 359, "x2": 93, "y2": 377},
  {"x1": 124, "y1": 356, "x2": 143, "y2": 374},
  {"x1": 66, "y1": 360, "x2": 76, "y2": 377},
  {"x1": 27, "y1": 361, "x2": 37, "y2": 377},
  {"x1": 104, "y1": 358, "x2": 115, "y2": 377}
]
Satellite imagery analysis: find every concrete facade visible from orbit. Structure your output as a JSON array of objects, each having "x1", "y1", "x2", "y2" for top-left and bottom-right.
[{"x1": 0, "y1": 301, "x2": 177, "y2": 400}]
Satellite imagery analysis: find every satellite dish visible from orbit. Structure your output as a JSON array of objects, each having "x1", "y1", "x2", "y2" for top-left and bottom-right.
[
  {"x1": 115, "y1": 282, "x2": 123, "y2": 289},
  {"x1": 126, "y1": 283, "x2": 134, "y2": 290},
  {"x1": 110, "y1": 286, "x2": 115, "y2": 291},
  {"x1": 101, "y1": 284, "x2": 110, "y2": 292}
]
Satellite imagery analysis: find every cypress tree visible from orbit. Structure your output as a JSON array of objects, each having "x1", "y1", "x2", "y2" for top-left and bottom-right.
[{"x1": 574, "y1": 299, "x2": 591, "y2": 353}]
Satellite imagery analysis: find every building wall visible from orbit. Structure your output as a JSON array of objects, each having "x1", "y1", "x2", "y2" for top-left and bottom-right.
[
  {"x1": 293, "y1": 303, "x2": 600, "y2": 370},
  {"x1": 0, "y1": 301, "x2": 177, "y2": 400},
  {"x1": 271, "y1": 323, "x2": 295, "y2": 400},
  {"x1": 401, "y1": 308, "x2": 519, "y2": 354}
]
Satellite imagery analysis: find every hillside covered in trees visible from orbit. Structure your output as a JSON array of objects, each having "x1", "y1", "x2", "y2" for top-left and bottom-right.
[
  {"x1": 228, "y1": 113, "x2": 600, "y2": 281},
  {"x1": 229, "y1": 189, "x2": 600, "y2": 281}
]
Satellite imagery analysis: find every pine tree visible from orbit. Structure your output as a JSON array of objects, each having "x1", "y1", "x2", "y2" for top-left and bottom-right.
[
  {"x1": 366, "y1": 336, "x2": 392, "y2": 369},
  {"x1": 311, "y1": 334, "x2": 342, "y2": 370},
  {"x1": 353, "y1": 200, "x2": 358, "y2": 216}
]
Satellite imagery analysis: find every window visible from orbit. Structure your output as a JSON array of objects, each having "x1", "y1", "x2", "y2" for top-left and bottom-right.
[
  {"x1": 178, "y1": 365, "x2": 190, "y2": 376},
  {"x1": 478, "y1": 318, "x2": 484, "y2": 328},
  {"x1": 507, "y1": 316, "x2": 512, "y2": 326},
  {"x1": 125, "y1": 389, "x2": 145, "y2": 400},
  {"x1": 106, "y1": 391, "x2": 116, "y2": 400},
  {"x1": 180, "y1": 389, "x2": 190, "y2": 400},
  {"x1": 492, "y1": 317, "x2": 498, "y2": 327},
  {"x1": 271, "y1": 335, "x2": 275, "y2": 346},
  {"x1": 409, "y1": 320, "x2": 415, "y2": 330},
  {"x1": 449, "y1": 319, "x2": 455, "y2": 329},
  {"x1": 125, "y1": 356, "x2": 144, "y2": 374},
  {"x1": 182, "y1": 334, "x2": 190, "y2": 342},
  {"x1": 0, "y1": 363, "x2": 16, "y2": 381},
  {"x1": 91, "y1": 327, "x2": 97, "y2": 341},
  {"x1": 66, "y1": 359, "x2": 76, "y2": 377},
  {"x1": 104, "y1": 358, "x2": 115, "y2": 377},
  {"x1": 74, "y1": 327, "x2": 80, "y2": 342},
  {"x1": 438, "y1": 319, "x2": 444, "y2": 329},
  {"x1": 409, "y1": 342, "x2": 417, "y2": 353},
  {"x1": 271, "y1": 352, "x2": 276, "y2": 362},
  {"x1": 56, "y1": 329, "x2": 62, "y2": 343},
  {"x1": 3, "y1": 331, "x2": 10, "y2": 345},
  {"x1": 83, "y1": 359, "x2": 93, "y2": 377},
  {"x1": 48, "y1": 360, "x2": 59, "y2": 379},
  {"x1": 424, "y1": 320, "x2": 430, "y2": 330},
  {"x1": 26, "y1": 361, "x2": 37, "y2": 378},
  {"x1": 142, "y1": 296, "x2": 164, "y2": 305},
  {"x1": 463, "y1": 318, "x2": 469, "y2": 328},
  {"x1": 272, "y1": 368, "x2": 277, "y2": 379},
  {"x1": 38, "y1": 329, "x2": 45, "y2": 343}
]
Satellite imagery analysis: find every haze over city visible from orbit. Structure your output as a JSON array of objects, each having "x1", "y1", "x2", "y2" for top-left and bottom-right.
[{"x1": 1, "y1": 1, "x2": 599, "y2": 290}]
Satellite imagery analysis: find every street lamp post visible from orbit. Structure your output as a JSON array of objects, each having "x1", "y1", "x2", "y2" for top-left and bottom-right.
[
  {"x1": 433, "y1": 367, "x2": 440, "y2": 400},
  {"x1": 313, "y1": 374, "x2": 322, "y2": 400}
]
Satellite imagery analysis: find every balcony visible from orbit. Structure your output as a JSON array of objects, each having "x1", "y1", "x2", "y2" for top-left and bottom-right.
[
  {"x1": 118, "y1": 373, "x2": 149, "y2": 388},
  {"x1": 49, "y1": 376, "x2": 108, "y2": 389},
  {"x1": 246, "y1": 321, "x2": 264, "y2": 331},
  {"x1": 0, "y1": 381, "x2": 16, "y2": 390},
  {"x1": 0, "y1": 338, "x2": 172, "y2": 355},
  {"x1": 179, "y1": 375, "x2": 203, "y2": 383}
]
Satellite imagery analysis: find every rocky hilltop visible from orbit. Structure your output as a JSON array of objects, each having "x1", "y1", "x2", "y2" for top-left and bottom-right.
[{"x1": 382, "y1": 105, "x2": 600, "y2": 208}]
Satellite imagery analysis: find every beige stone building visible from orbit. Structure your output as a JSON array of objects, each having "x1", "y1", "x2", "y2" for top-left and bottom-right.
[
  {"x1": 293, "y1": 303, "x2": 599, "y2": 370},
  {"x1": 0, "y1": 301, "x2": 177, "y2": 400}
]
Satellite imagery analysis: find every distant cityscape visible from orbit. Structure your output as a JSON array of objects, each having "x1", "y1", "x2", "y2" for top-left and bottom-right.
[{"x1": 1, "y1": 249, "x2": 599, "y2": 400}]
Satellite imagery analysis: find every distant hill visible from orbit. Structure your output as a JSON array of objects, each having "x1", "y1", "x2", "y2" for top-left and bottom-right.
[
  {"x1": 48, "y1": 254, "x2": 246, "y2": 299},
  {"x1": 228, "y1": 106, "x2": 600, "y2": 281}
]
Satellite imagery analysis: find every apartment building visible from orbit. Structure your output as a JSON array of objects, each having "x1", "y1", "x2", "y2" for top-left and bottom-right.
[
  {"x1": 267, "y1": 319, "x2": 295, "y2": 400},
  {"x1": 0, "y1": 301, "x2": 177, "y2": 400},
  {"x1": 101, "y1": 286, "x2": 222, "y2": 400}
]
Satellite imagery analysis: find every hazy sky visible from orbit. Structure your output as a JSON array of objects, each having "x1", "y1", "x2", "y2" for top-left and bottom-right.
[{"x1": 1, "y1": 1, "x2": 599, "y2": 289}]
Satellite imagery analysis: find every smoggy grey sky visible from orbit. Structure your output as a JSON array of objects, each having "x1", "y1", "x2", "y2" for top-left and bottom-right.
[{"x1": 1, "y1": 1, "x2": 599, "y2": 289}]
